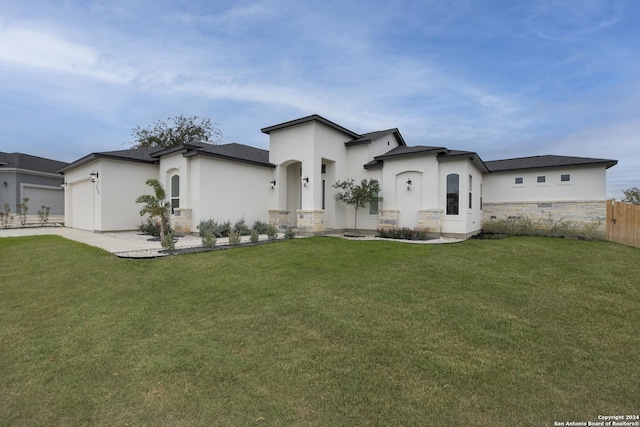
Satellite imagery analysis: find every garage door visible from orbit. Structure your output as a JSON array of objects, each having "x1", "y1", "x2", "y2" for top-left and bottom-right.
[{"x1": 22, "y1": 186, "x2": 65, "y2": 215}]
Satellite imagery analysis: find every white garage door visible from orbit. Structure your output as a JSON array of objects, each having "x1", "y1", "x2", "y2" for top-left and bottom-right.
[{"x1": 22, "y1": 186, "x2": 65, "y2": 215}]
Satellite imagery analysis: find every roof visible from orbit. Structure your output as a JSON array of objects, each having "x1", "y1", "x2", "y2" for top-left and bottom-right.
[
  {"x1": 484, "y1": 155, "x2": 618, "y2": 172},
  {"x1": 364, "y1": 145, "x2": 489, "y2": 172},
  {"x1": 60, "y1": 143, "x2": 274, "y2": 173},
  {"x1": 183, "y1": 143, "x2": 274, "y2": 168},
  {"x1": 58, "y1": 147, "x2": 160, "y2": 173},
  {"x1": 261, "y1": 114, "x2": 361, "y2": 138},
  {"x1": 0, "y1": 152, "x2": 68, "y2": 175},
  {"x1": 345, "y1": 128, "x2": 407, "y2": 147}
]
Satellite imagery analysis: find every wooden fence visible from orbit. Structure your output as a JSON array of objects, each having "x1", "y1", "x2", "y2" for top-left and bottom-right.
[{"x1": 606, "y1": 200, "x2": 640, "y2": 248}]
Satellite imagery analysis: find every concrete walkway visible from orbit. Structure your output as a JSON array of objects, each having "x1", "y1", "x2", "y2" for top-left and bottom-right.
[{"x1": 0, "y1": 226, "x2": 167, "y2": 254}]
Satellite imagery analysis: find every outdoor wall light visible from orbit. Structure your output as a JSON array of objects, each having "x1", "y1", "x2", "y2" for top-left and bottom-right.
[
  {"x1": 2, "y1": 181, "x2": 7, "y2": 187},
  {"x1": 406, "y1": 179, "x2": 412, "y2": 190},
  {"x1": 61, "y1": 181, "x2": 67, "y2": 189},
  {"x1": 90, "y1": 172, "x2": 99, "y2": 183},
  {"x1": 302, "y1": 176, "x2": 309, "y2": 187},
  {"x1": 270, "y1": 179, "x2": 276, "y2": 189}
]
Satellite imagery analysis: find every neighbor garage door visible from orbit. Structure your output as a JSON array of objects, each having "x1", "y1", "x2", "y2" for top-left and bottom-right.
[{"x1": 22, "y1": 186, "x2": 65, "y2": 215}]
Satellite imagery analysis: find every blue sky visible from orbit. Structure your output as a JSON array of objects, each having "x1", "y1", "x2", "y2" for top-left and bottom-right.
[{"x1": 1, "y1": 0, "x2": 638, "y2": 197}]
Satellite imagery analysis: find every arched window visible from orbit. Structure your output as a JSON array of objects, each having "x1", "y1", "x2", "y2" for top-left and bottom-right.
[
  {"x1": 170, "y1": 175, "x2": 179, "y2": 214},
  {"x1": 446, "y1": 173, "x2": 459, "y2": 215}
]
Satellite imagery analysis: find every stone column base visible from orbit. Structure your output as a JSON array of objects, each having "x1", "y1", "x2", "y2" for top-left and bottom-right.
[
  {"x1": 269, "y1": 210, "x2": 290, "y2": 230},
  {"x1": 379, "y1": 209, "x2": 399, "y2": 229},
  {"x1": 172, "y1": 208, "x2": 192, "y2": 234},
  {"x1": 297, "y1": 210, "x2": 325, "y2": 234},
  {"x1": 418, "y1": 209, "x2": 442, "y2": 233}
]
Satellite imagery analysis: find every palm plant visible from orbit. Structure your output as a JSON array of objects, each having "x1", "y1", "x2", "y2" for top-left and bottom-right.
[{"x1": 135, "y1": 178, "x2": 171, "y2": 240}]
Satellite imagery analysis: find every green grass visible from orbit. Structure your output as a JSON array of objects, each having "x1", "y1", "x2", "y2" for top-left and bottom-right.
[{"x1": 1, "y1": 235, "x2": 638, "y2": 426}]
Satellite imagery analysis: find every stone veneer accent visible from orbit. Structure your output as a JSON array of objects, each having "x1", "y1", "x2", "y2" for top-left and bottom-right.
[
  {"x1": 269, "y1": 210, "x2": 290, "y2": 230},
  {"x1": 296, "y1": 210, "x2": 325, "y2": 234},
  {"x1": 172, "y1": 208, "x2": 192, "y2": 234},
  {"x1": 482, "y1": 201, "x2": 607, "y2": 237},
  {"x1": 378, "y1": 209, "x2": 399, "y2": 230},
  {"x1": 418, "y1": 209, "x2": 442, "y2": 233}
]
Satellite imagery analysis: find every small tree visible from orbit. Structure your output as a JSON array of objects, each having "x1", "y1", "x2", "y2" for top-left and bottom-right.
[
  {"x1": 622, "y1": 186, "x2": 640, "y2": 205},
  {"x1": 18, "y1": 198, "x2": 29, "y2": 226},
  {"x1": 135, "y1": 179, "x2": 171, "y2": 240},
  {"x1": 333, "y1": 178, "x2": 381, "y2": 235},
  {"x1": 130, "y1": 115, "x2": 223, "y2": 148}
]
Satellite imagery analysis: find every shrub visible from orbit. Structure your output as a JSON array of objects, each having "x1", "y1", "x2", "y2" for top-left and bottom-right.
[
  {"x1": 161, "y1": 229, "x2": 175, "y2": 251},
  {"x1": 138, "y1": 218, "x2": 161, "y2": 236},
  {"x1": 233, "y1": 217, "x2": 251, "y2": 235},
  {"x1": 0, "y1": 203, "x2": 13, "y2": 228},
  {"x1": 252, "y1": 220, "x2": 269, "y2": 234},
  {"x1": 228, "y1": 230, "x2": 242, "y2": 245},
  {"x1": 284, "y1": 228, "x2": 296, "y2": 239},
  {"x1": 220, "y1": 220, "x2": 232, "y2": 237},
  {"x1": 198, "y1": 218, "x2": 220, "y2": 237},
  {"x1": 266, "y1": 224, "x2": 278, "y2": 240},
  {"x1": 18, "y1": 198, "x2": 29, "y2": 226},
  {"x1": 250, "y1": 228, "x2": 259, "y2": 243},
  {"x1": 37, "y1": 206, "x2": 50, "y2": 226},
  {"x1": 201, "y1": 229, "x2": 217, "y2": 248}
]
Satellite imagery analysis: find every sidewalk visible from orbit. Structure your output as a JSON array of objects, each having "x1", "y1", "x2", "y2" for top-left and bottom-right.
[
  {"x1": 0, "y1": 227, "x2": 158, "y2": 252},
  {"x1": 0, "y1": 227, "x2": 278, "y2": 258}
]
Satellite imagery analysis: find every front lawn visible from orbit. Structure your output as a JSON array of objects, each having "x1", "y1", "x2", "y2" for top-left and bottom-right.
[{"x1": 1, "y1": 235, "x2": 638, "y2": 426}]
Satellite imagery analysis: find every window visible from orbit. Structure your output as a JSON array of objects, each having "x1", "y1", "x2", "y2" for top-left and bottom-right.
[
  {"x1": 369, "y1": 179, "x2": 379, "y2": 215},
  {"x1": 515, "y1": 177, "x2": 524, "y2": 185},
  {"x1": 321, "y1": 163, "x2": 327, "y2": 174},
  {"x1": 170, "y1": 175, "x2": 180, "y2": 213},
  {"x1": 468, "y1": 175, "x2": 473, "y2": 209},
  {"x1": 322, "y1": 179, "x2": 325, "y2": 210},
  {"x1": 446, "y1": 174, "x2": 459, "y2": 215},
  {"x1": 537, "y1": 175, "x2": 546, "y2": 183},
  {"x1": 480, "y1": 183, "x2": 483, "y2": 211},
  {"x1": 560, "y1": 174, "x2": 571, "y2": 182}
]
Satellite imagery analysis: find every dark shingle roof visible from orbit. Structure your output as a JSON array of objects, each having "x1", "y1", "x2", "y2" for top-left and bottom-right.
[
  {"x1": 0, "y1": 152, "x2": 68, "y2": 174},
  {"x1": 345, "y1": 128, "x2": 407, "y2": 147},
  {"x1": 60, "y1": 143, "x2": 274, "y2": 173},
  {"x1": 261, "y1": 114, "x2": 361, "y2": 138},
  {"x1": 485, "y1": 155, "x2": 617, "y2": 172},
  {"x1": 184, "y1": 143, "x2": 274, "y2": 167},
  {"x1": 58, "y1": 147, "x2": 160, "y2": 173},
  {"x1": 374, "y1": 145, "x2": 448, "y2": 160}
]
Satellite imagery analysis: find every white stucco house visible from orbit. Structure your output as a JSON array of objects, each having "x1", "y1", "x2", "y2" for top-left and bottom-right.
[{"x1": 59, "y1": 114, "x2": 617, "y2": 239}]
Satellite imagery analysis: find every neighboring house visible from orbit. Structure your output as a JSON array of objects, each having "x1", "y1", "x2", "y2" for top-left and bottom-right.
[
  {"x1": 0, "y1": 152, "x2": 68, "y2": 216},
  {"x1": 59, "y1": 114, "x2": 617, "y2": 238}
]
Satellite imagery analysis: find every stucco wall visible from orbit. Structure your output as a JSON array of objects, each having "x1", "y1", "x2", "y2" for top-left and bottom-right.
[
  {"x1": 483, "y1": 165, "x2": 607, "y2": 203},
  {"x1": 64, "y1": 159, "x2": 158, "y2": 231},
  {"x1": 191, "y1": 156, "x2": 273, "y2": 230}
]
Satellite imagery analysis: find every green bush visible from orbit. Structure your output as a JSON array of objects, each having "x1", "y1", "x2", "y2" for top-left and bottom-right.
[
  {"x1": 161, "y1": 229, "x2": 175, "y2": 251},
  {"x1": 138, "y1": 218, "x2": 161, "y2": 236},
  {"x1": 266, "y1": 224, "x2": 278, "y2": 240},
  {"x1": 201, "y1": 229, "x2": 217, "y2": 248},
  {"x1": 482, "y1": 213, "x2": 603, "y2": 240},
  {"x1": 252, "y1": 220, "x2": 269, "y2": 234},
  {"x1": 376, "y1": 227, "x2": 432, "y2": 241},
  {"x1": 228, "y1": 230, "x2": 242, "y2": 245},
  {"x1": 284, "y1": 228, "x2": 296, "y2": 239},
  {"x1": 233, "y1": 217, "x2": 251, "y2": 235},
  {"x1": 249, "y1": 228, "x2": 260, "y2": 243}
]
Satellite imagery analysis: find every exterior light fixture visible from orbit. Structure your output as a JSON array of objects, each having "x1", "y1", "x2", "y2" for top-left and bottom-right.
[
  {"x1": 406, "y1": 179, "x2": 412, "y2": 190},
  {"x1": 90, "y1": 172, "x2": 99, "y2": 182},
  {"x1": 61, "y1": 181, "x2": 67, "y2": 189},
  {"x1": 270, "y1": 179, "x2": 276, "y2": 189},
  {"x1": 2, "y1": 181, "x2": 7, "y2": 187},
  {"x1": 302, "y1": 176, "x2": 309, "y2": 187}
]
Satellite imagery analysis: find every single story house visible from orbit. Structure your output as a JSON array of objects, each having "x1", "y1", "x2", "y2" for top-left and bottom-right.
[
  {"x1": 0, "y1": 152, "x2": 68, "y2": 216},
  {"x1": 59, "y1": 114, "x2": 617, "y2": 238}
]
